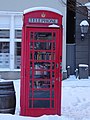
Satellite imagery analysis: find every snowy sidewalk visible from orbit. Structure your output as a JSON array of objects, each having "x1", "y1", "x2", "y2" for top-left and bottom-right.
[
  {"x1": 0, "y1": 114, "x2": 74, "y2": 120},
  {"x1": 0, "y1": 76, "x2": 90, "y2": 120},
  {"x1": 62, "y1": 76, "x2": 90, "y2": 120},
  {"x1": 62, "y1": 75, "x2": 90, "y2": 87}
]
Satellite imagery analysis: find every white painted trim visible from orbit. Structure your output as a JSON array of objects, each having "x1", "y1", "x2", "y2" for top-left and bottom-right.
[
  {"x1": 0, "y1": 69, "x2": 20, "y2": 71},
  {"x1": 0, "y1": 11, "x2": 23, "y2": 16},
  {"x1": 13, "y1": 69, "x2": 21, "y2": 71},
  {"x1": 0, "y1": 39, "x2": 10, "y2": 42},
  {"x1": 14, "y1": 26, "x2": 23, "y2": 29},
  {"x1": 24, "y1": 7, "x2": 62, "y2": 15},
  {"x1": 0, "y1": 68, "x2": 11, "y2": 71},
  {"x1": 10, "y1": 15, "x2": 15, "y2": 70},
  {"x1": 14, "y1": 39, "x2": 21, "y2": 42},
  {"x1": 0, "y1": 28, "x2": 10, "y2": 29}
]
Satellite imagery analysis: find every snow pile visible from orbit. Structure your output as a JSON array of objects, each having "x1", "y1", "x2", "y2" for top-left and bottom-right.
[{"x1": 80, "y1": 20, "x2": 89, "y2": 26}]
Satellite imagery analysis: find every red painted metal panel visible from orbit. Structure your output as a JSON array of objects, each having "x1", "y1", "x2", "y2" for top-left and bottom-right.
[{"x1": 23, "y1": 10, "x2": 62, "y2": 27}]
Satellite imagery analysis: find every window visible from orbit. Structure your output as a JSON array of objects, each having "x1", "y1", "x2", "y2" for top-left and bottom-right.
[
  {"x1": 34, "y1": 32, "x2": 52, "y2": 40},
  {"x1": 0, "y1": 29, "x2": 10, "y2": 38},
  {"x1": 0, "y1": 42, "x2": 9, "y2": 53},
  {"x1": 14, "y1": 42, "x2": 21, "y2": 69},
  {"x1": 0, "y1": 42, "x2": 10, "y2": 68},
  {"x1": 15, "y1": 30, "x2": 22, "y2": 39}
]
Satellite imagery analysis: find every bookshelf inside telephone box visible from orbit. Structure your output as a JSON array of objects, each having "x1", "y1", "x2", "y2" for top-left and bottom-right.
[{"x1": 20, "y1": 7, "x2": 63, "y2": 117}]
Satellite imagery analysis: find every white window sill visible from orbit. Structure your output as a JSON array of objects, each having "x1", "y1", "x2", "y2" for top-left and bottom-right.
[{"x1": 0, "y1": 68, "x2": 21, "y2": 71}]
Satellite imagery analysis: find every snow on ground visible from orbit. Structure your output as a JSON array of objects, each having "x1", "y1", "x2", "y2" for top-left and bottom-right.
[
  {"x1": 62, "y1": 76, "x2": 90, "y2": 120},
  {"x1": 0, "y1": 75, "x2": 90, "y2": 120}
]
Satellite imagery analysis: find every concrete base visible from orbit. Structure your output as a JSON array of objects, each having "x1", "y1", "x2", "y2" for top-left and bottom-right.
[{"x1": 0, "y1": 71, "x2": 20, "y2": 80}]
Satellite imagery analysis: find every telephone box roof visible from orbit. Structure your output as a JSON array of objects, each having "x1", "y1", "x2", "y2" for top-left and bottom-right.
[{"x1": 24, "y1": 7, "x2": 62, "y2": 16}]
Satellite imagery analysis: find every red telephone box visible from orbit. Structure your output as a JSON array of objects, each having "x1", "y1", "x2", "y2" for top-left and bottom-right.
[{"x1": 20, "y1": 7, "x2": 63, "y2": 117}]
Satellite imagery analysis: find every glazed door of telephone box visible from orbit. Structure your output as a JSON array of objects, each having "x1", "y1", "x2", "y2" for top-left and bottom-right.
[{"x1": 25, "y1": 27, "x2": 62, "y2": 116}]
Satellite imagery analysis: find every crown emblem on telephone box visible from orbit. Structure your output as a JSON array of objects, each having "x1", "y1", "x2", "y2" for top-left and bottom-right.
[{"x1": 41, "y1": 12, "x2": 46, "y2": 18}]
